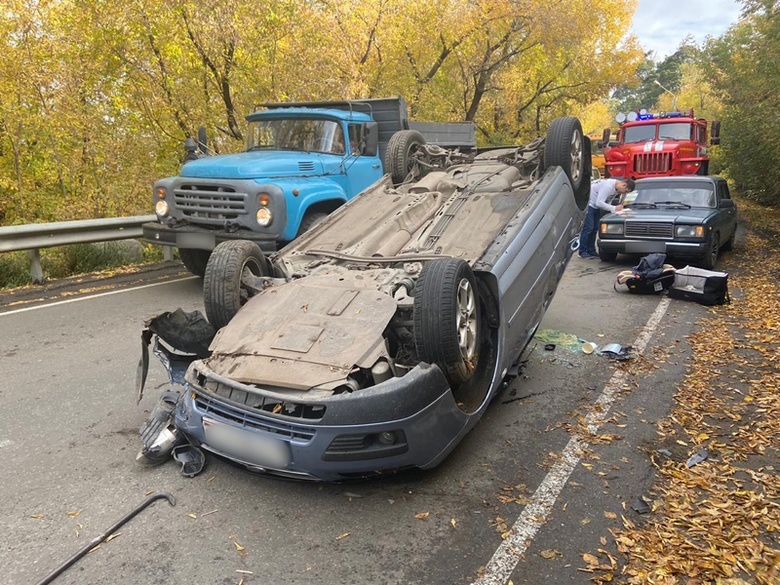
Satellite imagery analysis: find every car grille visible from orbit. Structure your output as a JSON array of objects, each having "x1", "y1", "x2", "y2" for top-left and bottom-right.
[
  {"x1": 633, "y1": 152, "x2": 672, "y2": 175},
  {"x1": 625, "y1": 222, "x2": 674, "y2": 238},
  {"x1": 192, "y1": 388, "x2": 318, "y2": 441},
  {"x1": 173, "y1": 183, "x2": 248, "y2": 221}
]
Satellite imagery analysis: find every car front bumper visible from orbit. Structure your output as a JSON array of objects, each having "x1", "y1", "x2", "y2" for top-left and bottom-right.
[
  {"x1": 143, "y1": 222, "x2": 282, "y2": 254},
  {"x1": 172, "y1": 363, "x2": 472, "y2": 481},
  {"x1": 598, "y1": 238, "x2": 709, "y2": 258}
]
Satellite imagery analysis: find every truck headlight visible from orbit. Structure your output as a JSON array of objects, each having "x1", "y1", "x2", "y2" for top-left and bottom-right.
[
  {"x1": 600, "y1": 223, "x2": 624, "y2": 235},
  {"x1": 256, "y1": 207, "x2": 273, "y2": 226},
  {"x1": 155, "y1": 200, "x2": 169, "y2": 217},
  {"x1": 676, "y1": 225, "x2": 704, "y2": 238}
]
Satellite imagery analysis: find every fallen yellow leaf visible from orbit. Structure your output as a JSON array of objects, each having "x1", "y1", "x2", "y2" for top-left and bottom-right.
[
  {"x1": 540, "y1": 549, "x2": 561, "y2": 559},
  {"x1": 414, "y1": 512, "x2": 429, "y2": 519},
  {"x1": 335, "y1": 532, "x2": 350, "y2": 541}
]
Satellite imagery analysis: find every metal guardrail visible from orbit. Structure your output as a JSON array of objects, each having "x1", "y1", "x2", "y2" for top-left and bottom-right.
[{"x1": 0, "y1": 215, "x2": 162, "y2": 282}]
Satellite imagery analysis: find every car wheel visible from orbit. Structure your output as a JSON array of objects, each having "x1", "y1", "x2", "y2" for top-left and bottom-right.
[
  {"x1": 297, "y1": 211, "x2": 328, "y2": 238},
  {"x1": 414, "y1": 258, "x2": 480, "y2": 386},
  {"x1": 598, "y1": 248, "x2": 618, "y2": 262},
  {"x1": 722, "y1": 225, "x2": 736, "y2": 251},
  {"x1": 204, "y1": 240, "x2": 270, "y2": 329},
  {"x1": 386, "y1": 130, "x2": 426, "y2": 185},
  {"x1": 699, "y1": 233, "x2": 720, "y2": 270},
  {"x1": 178, "y1": 248, "x2": 211, "y2": 277},
  {"x1": 544, "y1": 116, "x2": 585, "y2": 193}
]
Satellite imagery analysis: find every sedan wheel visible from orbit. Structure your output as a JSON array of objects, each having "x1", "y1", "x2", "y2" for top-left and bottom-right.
[
  {"x1": 700, "y1": 233, "x2": 720, "y2": 270},
  {"x1": 414, "y1": 258, "x2": 480, "y2": 386}
]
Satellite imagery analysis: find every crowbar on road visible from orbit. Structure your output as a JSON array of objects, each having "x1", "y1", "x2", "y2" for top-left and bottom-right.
[{"x1": 36, "y1": 492, "x2": 176, "y2": 585}]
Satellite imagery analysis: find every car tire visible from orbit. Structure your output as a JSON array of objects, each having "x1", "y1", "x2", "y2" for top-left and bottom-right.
[
  {"x1": 414, "y1": 258, "x2": 480, "y2": 386},
  {"x1": 386, "y1": 130, "x2": 426, "y2": 185},
  {"x1": 722, "y1": 225, "x2": 736, "y2": 251},
  {"x1": 297, "y1": 211, "x2": 329, "y2": 238},
  {"x1": 179, "y1": 248, "x2": 211, "y2": 277},
  {"x1": 598, "y1": 248, "x2": 618, "y2": 262},
  {"x1": 699, "y1": 233, "x2": 720, "y2": 270},
  {"x1": 204, "y1": 240, "x2": 270, "y2": 329},
  {"x1": 544, "y1": 116, "x2": 585, "y2": 193}
]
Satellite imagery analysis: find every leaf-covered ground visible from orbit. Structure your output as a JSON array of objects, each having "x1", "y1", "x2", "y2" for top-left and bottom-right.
[{"x1": 593, "y1": 203, "x2": 780, "y2": 584}]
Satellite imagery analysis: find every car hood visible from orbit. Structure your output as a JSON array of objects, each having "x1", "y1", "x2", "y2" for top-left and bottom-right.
[
  {"x1": 180, "y1": 151, "x2": 326, "y2": 179},
  {"x1": 203, "y1": 273, "x2": 396, "y2": 395},
  {"x1": 605, "y1": 207, "x2": 716, "y2": 223}
]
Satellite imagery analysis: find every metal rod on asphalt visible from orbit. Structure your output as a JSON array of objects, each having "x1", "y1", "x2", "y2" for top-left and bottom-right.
[{"x1": 36, "y1": 492, "x2": 176, "y2": 585}]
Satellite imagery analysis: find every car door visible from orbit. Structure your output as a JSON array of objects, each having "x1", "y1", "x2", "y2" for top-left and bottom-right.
[{"x1": 716, "y1": 179, "x2": 737, "y2": 242}]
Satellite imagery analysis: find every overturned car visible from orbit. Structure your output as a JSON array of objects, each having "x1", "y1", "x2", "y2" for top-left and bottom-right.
[{"x1": 137, "y1": 117, "x2": 590, "y2": 481}]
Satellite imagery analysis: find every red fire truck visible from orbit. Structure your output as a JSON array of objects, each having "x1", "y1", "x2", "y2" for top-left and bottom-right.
[{"x1": 603, "y1": 109, "x2": 720, "y2": 179}]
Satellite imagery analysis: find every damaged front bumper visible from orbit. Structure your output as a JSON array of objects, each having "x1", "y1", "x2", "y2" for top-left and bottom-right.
[{"x1": 173, "y1": 361, "x2": 470, "y2": 481}]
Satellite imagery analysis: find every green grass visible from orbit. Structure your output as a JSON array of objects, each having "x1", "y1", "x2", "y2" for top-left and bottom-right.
[{"x1": 0, "y1": 241, "x2": 167, "y2": 290}]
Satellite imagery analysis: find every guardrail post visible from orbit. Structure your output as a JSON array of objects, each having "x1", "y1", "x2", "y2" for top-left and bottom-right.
[{"x1": 28, "y1": 248, "x2": 44, "y2": 283}]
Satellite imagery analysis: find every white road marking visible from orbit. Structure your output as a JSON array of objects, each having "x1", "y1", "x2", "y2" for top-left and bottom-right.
[
  {"x1": 0, "y1": 276, "x2": 199, "y2": 317},
  {"x1": 473, "y1": 296, "x2": 672, "y2": 585}
]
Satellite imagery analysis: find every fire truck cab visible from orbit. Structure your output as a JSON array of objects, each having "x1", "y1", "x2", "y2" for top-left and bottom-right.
[{"x1": 603, "y1": 109, "x2": 720, "y2": 179}]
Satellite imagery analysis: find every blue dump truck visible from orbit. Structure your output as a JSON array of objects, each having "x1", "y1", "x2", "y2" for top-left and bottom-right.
[{"x1": 143, "y1": 97, "x2": 476, "y2": 275}]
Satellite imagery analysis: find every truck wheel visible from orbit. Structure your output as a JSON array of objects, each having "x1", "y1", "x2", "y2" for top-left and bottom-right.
[
  {"x1": 179, "y1": 248, "x2": 211, "y2": 277},
  {"x1": 699, "y1": 233, "x2": 720, "y2": 270},
  {"x1": 697, "y1": 162, "x2": 709, "y2": 175},
  {"x1": 296, "y1": 211, "x2": 328, "y2": 238},
  {"x1": 545, "y1": 117, "x2": 585, "y2": 192},
  {"x1": 386, "y1": 130, "x2": 426, "y2": 185},
  {"x1": 414, "y1": 258, "x2": 480, "y2": 386},
  {"x1": 204, "y1": 240, "x2": 270, "y2": 329}
]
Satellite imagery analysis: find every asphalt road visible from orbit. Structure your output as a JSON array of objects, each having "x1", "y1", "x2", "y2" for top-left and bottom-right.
[{"x1": 0, "y1": 256, "x2": 717, "y2": 585}]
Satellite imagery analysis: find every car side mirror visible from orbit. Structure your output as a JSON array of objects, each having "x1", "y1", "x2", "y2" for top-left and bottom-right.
[
  {"x1": 601, "y1": 128, "x2": 611, "y2": 145},
  {"x1": 719, "y1": 199, "x2": 734, "y2": 208},
  {"x1": 362, "y1": 122, "x2": 378, "y2": 157},
  {"x1": 710, "y1": 120, "x2": 721, "y2": 146}
]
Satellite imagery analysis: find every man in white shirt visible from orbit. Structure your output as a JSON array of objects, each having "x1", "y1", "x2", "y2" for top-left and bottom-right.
[{"x1": 579, "y1": 178, "x2": 635, "y2": 259}]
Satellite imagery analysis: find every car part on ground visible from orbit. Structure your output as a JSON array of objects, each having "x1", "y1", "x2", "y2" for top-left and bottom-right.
[{"x1": 135, "y1": 116, "x2": 590, "y2": 481}]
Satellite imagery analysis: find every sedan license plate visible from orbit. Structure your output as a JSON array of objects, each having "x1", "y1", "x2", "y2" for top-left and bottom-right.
[{"x1": 202, "y1": 417, "x2": 289, "y2": 468}]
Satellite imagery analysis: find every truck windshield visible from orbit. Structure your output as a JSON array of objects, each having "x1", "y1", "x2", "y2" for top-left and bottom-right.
[
  {"x1": 623, "y1": 125, "x2": 656, "y2": 143},
  {"x1": 657, "y1": 122, "x2": 692, "y2": 140},
  {"x1": 246, "y1": 118, "x2": 346, "y2": 155}
]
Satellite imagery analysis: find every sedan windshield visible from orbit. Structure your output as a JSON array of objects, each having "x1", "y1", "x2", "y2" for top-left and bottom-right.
[
  {"x1": 246, "y1": 118, "x2": 346, "y2": 155},
  {"x1": 633, "y1": 184, "x2": 716, "y2": 208}
]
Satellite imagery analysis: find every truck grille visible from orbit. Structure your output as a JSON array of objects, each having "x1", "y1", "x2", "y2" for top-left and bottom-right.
[
  {"x1": 633, "y1": 152, "x2": 672, "y2": 175},
  {"x1": 174, "y1": 183, "x2": 248, "y2": 221},
  {"x1": 626, "y1": 222, "x2": 674, "y2": 238}
]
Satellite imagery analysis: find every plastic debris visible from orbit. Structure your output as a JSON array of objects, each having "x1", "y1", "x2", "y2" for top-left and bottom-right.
[
  {"x1": 630, "y1": 497, "x2": 651, "y2": 514},
  {"x1": 685, "y1": 447, "x2": 709, "y2": 468},
  {"x1": 172, "y1": 445, "x2": 206, "y2": 477},
  {"x1": 543, "y1": 343, "x2": 556, "y2": 351}
]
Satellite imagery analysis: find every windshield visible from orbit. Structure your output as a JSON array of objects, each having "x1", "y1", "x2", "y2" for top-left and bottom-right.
[
  {"x1": 623, "y1": 122, "x2": 693, "y2": 143},
  {"x1": 246, "y1": 118, "x2": 346, "y2": 155},
  {"x1": 633, "y1": 184, "x2": 716, "y2": 208},
  {"x1": 658, "y1": 122, "x2": 692, "y2": 140}
]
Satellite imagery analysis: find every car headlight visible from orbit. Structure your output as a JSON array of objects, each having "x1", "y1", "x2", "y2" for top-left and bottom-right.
[
  {"x1": 675, "y1": 225, "x2": 704, "y2": 238},
  {"x1": 256, "y1": 207, "x2": 273, "y2": 227},
  {"x1": 600, "y1": 223, "x2": 624, "y2": 235},
  {"x1": 155, "y1": 200, "x2": 169, "y2": 217}
]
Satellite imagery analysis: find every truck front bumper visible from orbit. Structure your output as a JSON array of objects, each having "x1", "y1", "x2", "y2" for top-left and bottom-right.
[{"x1": 143, "y1": 221, "x2": 281, "y2": 253}]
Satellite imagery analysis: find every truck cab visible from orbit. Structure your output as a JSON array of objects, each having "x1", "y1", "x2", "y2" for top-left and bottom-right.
[
  {"x1": 143, "y1": 97, "x2": 475, "y2": 275},
  {"x1": 603, "y1": 109, "x2": 720, "y2": 180}
]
